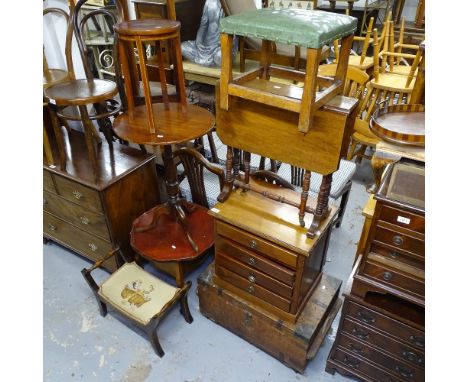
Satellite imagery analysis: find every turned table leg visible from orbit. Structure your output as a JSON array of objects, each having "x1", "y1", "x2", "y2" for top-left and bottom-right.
[{"x1": 308, "y1": 173, "x2": 332, "y2": 238}]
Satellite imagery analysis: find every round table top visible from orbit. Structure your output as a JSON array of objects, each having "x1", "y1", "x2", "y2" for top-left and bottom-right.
[
  {"x1": 370, "y1": 104, "x2": 425, "y2": 147},
  {"x1": 131, "y1": 203, "x2": 214, "y2": 262},
  {"x1": 113, "y1": 103, "x2": 215, "y2": 146}
]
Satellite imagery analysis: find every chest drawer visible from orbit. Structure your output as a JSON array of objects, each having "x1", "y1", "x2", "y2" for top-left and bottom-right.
[
  {"x1": 373, "y1": 226, "x2": 424, "y2": 258},
  {"x1": 362, "y1": 261, "x2": 424, "y2": 298},
  {"x1": 341, "y1": 317, "x2": 424, "y2": 368},
  {"x1": 346, "y1": 300, "x2": 424, "y2": 350},
  {"x1": 379, "y1": 205, "x2": 424, "y2": 235},
  {"x1": 54, "y1": 176, "x2": 103, "y2": 213},
  {"x1": 44, "y1": 212, "x2": 114, "y2": 266},
  {"x1": 337, "y1": 333, "x2": 423, "y2": 381},
  {"x1": 217, "y1": 252, "x2": 293, "y2": 299},
  {"x1": 216, "y1": 236, "x2": 296, "y2": 286},
  {"x1": 370, "y1": 242, "x2": 424, "y2": 270},
  {"x1": 216, "y1": 221, "x2": 298, "y2": 269},
  {"x1": 332, "y1": 347, "x2": 404, "y2": 382},
  {"x1": 43, "y1": 191, "x2": 110, "y2": 241},
  {"x1": 216, "y1": 264, "x2": 291, "y2": 312},
  {"x1": 43, "y1": 170, "x2": 56, "y2": 193}
]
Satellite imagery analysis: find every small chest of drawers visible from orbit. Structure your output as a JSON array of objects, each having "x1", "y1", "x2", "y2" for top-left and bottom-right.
[
  {"x1": 208, "y1": 180, "x2": 338, "y2": 323},
  {"x1": 43, "y1": 130, "x2": 160, "y2": 272},
  {"x1": 327, "y1": 161, "x2": 425, "y2": 381}
]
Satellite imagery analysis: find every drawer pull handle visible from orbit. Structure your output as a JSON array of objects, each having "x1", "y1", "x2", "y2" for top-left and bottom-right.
[
  {"x1": 72, "y1": 190, "x2": 83, "y2": 200},
  {"x1": 80, "y1": 216, "x2": 90, "y2": 225},
  {"x1": 357, "y1": 310, "x2": 375, "y2": 324},
  {"x1": 402, "y1": 351, "x2": 424, "y2": 366},
  {"x1": 248, "y1": 257, "x2": 256, "y2": 266},
  {"x1": 247, "y1": 285, "x2": 255, "y2": 294},
  {"x1": 48, "y1": 223, "x2": 57, "y2": 231},
  {"x1": 395, "y1": 365, "x2": 414, "y2": 379},
  {"x1": 352, "y1": 327, "x2": 370, "y2": 340},
  {"x1": 88, "y1": 243, "x2": 98, "y2": 252},
  {"x1": 343, "y1": 355, "x2": 360, "y2": 369},
  {"x1": 409, "y1": 335, "x2": 424, "y2": 348},
  {"x1": 249, "y1": 240, "x2": 258, "y2": 249},
  {"x1": 248, "y1": 274, "x2": 256, "y2": 283},
  {"x1": 348, "y1": 343, "x2": 364, "y2": 354},
  {"x1": 382, "y1": 271, "x2": 393, "y2": 281},
  {"x1": 390, "y1": 251, "x2": 399, "y2": 259},
  {"x1": 393, "y1": 235, "x2": 404, "y2": 246}
]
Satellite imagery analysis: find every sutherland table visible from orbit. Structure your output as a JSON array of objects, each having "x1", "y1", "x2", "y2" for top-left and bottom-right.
[
  {"x1": 43, "y1": 129, "x2": 160, "y2": 272},
  {"x1": 208, "y1": 177, "x2": 339, "y2": 324}
]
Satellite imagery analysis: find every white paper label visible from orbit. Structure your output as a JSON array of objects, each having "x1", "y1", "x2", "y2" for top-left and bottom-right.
[
  {"x1": 210, "y1": 208, "x2": 220, "y2": 213},
  {"x1": 397, "y1": 216, "x2": 411, "y2": 225}
]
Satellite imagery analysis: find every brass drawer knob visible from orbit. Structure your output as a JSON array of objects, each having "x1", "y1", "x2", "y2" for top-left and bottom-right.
[
  {"x1": 390, "y1": 251, "x2": 399, "y2": 259},
  {"x1": 352, "y1": 327, "x2": 370, "y2": 340},
  {"x1": 48, "y1": 223, "x2": 57, "y2": 231},
  {"x1": 88, "y1": 243, "x2": 98, "y2": 252},
  {"x1": 395, "y1": 365, "x2": 414, "y2": 379},
  {"x1": 247, "y1": 285, "x2": 255, "y2": 294},
  {"x1": 72, "y1": 190, "x2": 83, "y2": 200},
  {"x1": 248, "y1": 274, "x2": 256, "y2": 283},
  {"x1": 409, "y1": 335, "x2": 424, "y2": 348},
  {"x1": 343, "y1": 355, "x2": 360, "y2": 369},
  {"x1": 80, "y1": 216, "x2": 90, "y2": 225},
  {"x1": 357, "y1": 310, "x2": 375, "y2": 324},
  {"x1": 249, "y1": 240, "x2": 258, "y2": 249},
  {"x1": 382, "y1": 271, "x2": 393, "y2": 281},
  {"x1": 348, "y1": 343, "x2": 364, "y2": 355},
  {"x1": 248, "y1": 257, "x2": 256, "y2": 266},
  {"x1": 402, "y1": 350, "x2": 424, "y2": 366},
  {"x1": 392, "y1": 235, "x2": 404, "y2": 246}
]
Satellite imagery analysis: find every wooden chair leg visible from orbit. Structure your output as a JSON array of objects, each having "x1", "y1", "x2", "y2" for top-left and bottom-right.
[
  {"x1": 335, "y1": 181, "x2": 352, "y2": 228},
  {"x1": 347, "y1": 137, "x2": 358, "y2": 161},
  {"x1": 207, "y1": 131, "x2": 219, "y2": 163}
]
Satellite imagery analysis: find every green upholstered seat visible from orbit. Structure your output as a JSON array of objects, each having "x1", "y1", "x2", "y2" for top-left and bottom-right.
[{"x1": 220, "y1": 8, "x2": 357, "y2": 49}]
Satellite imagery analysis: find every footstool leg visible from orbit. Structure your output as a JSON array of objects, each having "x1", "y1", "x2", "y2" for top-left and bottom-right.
[
  {"x1": 180, "y1": 293, "x2": 193, "y2": 324},
  {"x1": 149, "y1": 329, "x2": 165, "y2": 357},
  {"x1": 98, "y1": 301, "x2": 108, "y2": 317}
]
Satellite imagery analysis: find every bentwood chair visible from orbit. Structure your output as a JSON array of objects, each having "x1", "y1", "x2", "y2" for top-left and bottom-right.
[
  {"x1": 43, "y1": 5, "x2": 76, "y2": 170},
  {"x1": 44, "y1": 0, "x2": 124, "y2": 182},
  {"x1": 82, "y1": 247, "x2": 193, "y2": 357}
]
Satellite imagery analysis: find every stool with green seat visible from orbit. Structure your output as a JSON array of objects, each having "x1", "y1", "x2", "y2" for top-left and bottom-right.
[{"x1": 216, "y1": 8, "x2": 359, "y2": 237}]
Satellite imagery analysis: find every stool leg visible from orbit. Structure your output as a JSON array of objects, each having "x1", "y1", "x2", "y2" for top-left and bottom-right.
[
  {"x1": 180, "y1": 294, "x2": 193, "y2": 324},
  {"x1": 149, "y1": 327, "x2": 165, "y2": 357},
  {"x1": 79, "y1": 105, "x2": 100, "y2": 183}
]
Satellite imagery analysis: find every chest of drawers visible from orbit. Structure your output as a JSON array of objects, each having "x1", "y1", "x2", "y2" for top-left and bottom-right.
[
  {"x1": 327, "y1": 161, "x2": 425, "y2": 381},
  {"x1": 208, "y1": 178, "x2": 338, "y2": 323},
  {"x1": 43, "y1": 130, "x2": 160, "y2": 272}
]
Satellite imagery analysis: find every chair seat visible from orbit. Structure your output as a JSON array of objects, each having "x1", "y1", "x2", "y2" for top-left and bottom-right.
[
  {"x1": 386, "y1": 65, "x2": 418, "y2": 76},
  {"x1": 371, "y1": 74, "x2": 415, "y2": 92},
  {"x1": 348, "y1": 55, "x2": 373, "y2": 70},
  {"x1": 221, "y1": 8, "x2": 357, "y2": 49},
  {"x1": 353, "y1": 118, "x2": 380, "y2": 145},
  {"x1": 44, "y1": 79, "x2": 118, "y2": 106},
  {"x1": 43, "y1": 68, "x2": 69, "y2": 90},
  {"x1": 98, "y1": 262, "x2": 179, "y2": 325},
  {"x1": 276, "y1": 159, "x2": 356, "y2": 199}
]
